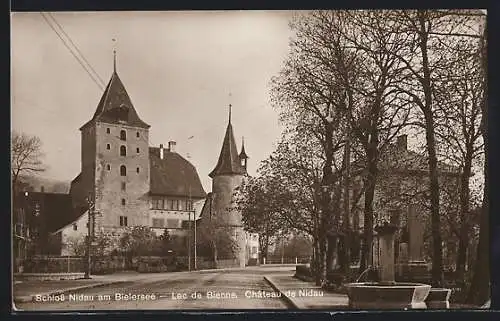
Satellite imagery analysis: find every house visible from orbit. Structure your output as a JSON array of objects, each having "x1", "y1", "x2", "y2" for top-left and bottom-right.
[
  {"x1": 343, "y1": 134, "x2": 461, "y2": 267},
  {"x1": 12, "y1": 191, "x2": 85, "y2": 261}
]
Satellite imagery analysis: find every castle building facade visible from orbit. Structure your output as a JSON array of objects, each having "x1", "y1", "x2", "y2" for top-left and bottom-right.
[{"x1": 68, "y1": 57, "x2": 206, "y2": 247}]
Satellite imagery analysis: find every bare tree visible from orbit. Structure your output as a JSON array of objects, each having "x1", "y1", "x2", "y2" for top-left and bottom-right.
[{"x1": 11, "y1": 131, "x2": 46, "y2": 191}]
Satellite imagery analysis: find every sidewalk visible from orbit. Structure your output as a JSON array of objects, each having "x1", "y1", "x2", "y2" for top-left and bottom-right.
[{"x1": 264, "y1": 274, "x2": 349, "y2": 309}]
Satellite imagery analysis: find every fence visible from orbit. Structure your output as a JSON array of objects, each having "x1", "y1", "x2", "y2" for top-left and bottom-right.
[
  {"x1": 22, "y1": 256, "x2": 85, "y2": 273},
  {"x1": 262, "y1": 256, "x2": 311, "y2": 265}
]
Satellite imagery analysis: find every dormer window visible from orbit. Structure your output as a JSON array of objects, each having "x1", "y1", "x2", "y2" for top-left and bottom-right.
[{"x1": 120, "y1": 130, "x2": 127, "y2": 141}]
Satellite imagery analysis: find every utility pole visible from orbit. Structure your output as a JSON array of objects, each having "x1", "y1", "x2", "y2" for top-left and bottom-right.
[
  {"x1": 188, "y1": 186, "x2": 192, "y2": 272},
  {"x1": 84, "y1": 193, "x2": 94, "y2": 279}
]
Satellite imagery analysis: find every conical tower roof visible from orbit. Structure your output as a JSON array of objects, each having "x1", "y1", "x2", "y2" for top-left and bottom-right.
[
  {"x1": 209, "y1": 105, "x2": 245, "y2": 178},
  {"x1": 80, "y1": 53, "x2": 149, "y2": 130}
]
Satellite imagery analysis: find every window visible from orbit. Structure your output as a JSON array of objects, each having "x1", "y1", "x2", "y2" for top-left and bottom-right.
[
  {"x1": 136, "y1": 147, "x2": 140, "y2": 153},
  {"x1": 107, "y1": 164, "x2": 110, "y2": 171},
  {"x1": 73, "y1": 223, "x2": 78, "y2": 231},
  {"x1": 180, "y1": 220, "x2": 190, "y2": 229},
  {"x1": 107, "y1": 144, "x2": 111, "y2": 150},
  {"x1": 120, "y1": 130, "x2": 127, "y2": 141},
  {"x1": 167, "y1": 200, "x2": 174, "y2": 210},
  {"x1": 119, "y1": 216, "x2": 128, "y2": 227},
  {"x1": 152, "y1": 198, "x2": 160, "y2": 209},
  {"x1": 136, "y1": 167, "x2": 140, "y2": 173},
  {"x1": 120, "y1": 165, "x2": 127, "y2": 176},
  {"x1": 107, "y1": 128, "x2": 110, "y2": 134},
  {"x1": 121, "y1": 199, "x2": 126, "y2": 206},
  {"x1": 136, "y1": 132, "x2": 140, "y2": 138},
  {"x1": 152, "y1": 218, "x2": 165, "y2": 228},
  {"x1": 185, "y1": 200, "x2": 193, "y2": 211},
  {"x1": 121, "y1": 182, "x2": 126, "y2": 191},
  {"x1": 167, "y1": 219, "x2": 181, "y2": 229},
  {"x1": 174, "y1": 199, "x2": 179, "y2": 210},
  {"x1": 251, "y1": 246, "x2": 257, "y2": 254},
  {"x1": 120, "y1": 145, "x2": 127, "y2": 156}
]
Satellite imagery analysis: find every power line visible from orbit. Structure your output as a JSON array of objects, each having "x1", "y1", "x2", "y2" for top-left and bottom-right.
[
  {"x1": 40, "y1": 12, "x2": 105, "y2": 91},
  {"x1": 46, "y1": 12, "x2": 106, "y2": 87}
]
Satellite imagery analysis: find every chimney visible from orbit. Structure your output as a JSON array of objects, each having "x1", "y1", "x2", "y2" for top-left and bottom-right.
[
  {"x1": 168, "y1": 141, "x2": 176, "y2": 153},
  {"x1": 160, "y1": 144, "x2": 164, "y2": 160},
  {"x1": 397, "y1": 135, "x2": 407, "y2": 151}
]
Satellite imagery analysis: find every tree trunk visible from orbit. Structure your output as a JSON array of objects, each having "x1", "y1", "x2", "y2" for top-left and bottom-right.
[
  {"x1": 467, "y1": 25, "x2": 489, "y2": 305},
  {"x1": 456, "y1": 152, "x2": 473, "y2": 281},
  {"x1": 359, "y1": 148, "x2": 377, "y2": 273},
  {"x1": 341, "y1": 138, "x2": 351, "y2": 274},
  {"x1": 418, "y1": 10, "x2": 444, "y2": 287}
]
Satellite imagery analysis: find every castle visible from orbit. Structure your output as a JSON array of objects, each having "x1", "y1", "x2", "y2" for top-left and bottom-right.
[{"x1": 14, "y1": 54, "x2": 258, "y2": 268}]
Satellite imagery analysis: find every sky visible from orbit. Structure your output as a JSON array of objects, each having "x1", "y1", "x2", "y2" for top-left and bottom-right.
[{"x1": 11, "y1": 11, "x2": 295, "y2": 192}]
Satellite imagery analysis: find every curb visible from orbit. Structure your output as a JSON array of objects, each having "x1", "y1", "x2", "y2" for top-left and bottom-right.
[
  {"x1": 14, "y1": 280, "x2": 128, "y2": 303},
  {"x1": 263, "y1": 276, "x2": 301, "y2": 309}
]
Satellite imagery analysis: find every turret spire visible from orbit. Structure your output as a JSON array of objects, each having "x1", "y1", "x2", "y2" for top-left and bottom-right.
[
  {"x1": 229, "y1": 104, "x2": 232, "y2": 124},
  {"x1": 112, "y1": 38, "x2": 117, "y2": 73}
]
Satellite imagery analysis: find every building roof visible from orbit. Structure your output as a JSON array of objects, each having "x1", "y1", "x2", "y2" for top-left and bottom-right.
[
  {"x1": 149, "y1": 147, "x2": 206, "y2": 198},
  {"x1": 80, "y1": 68, "x2": 150, "y2": 130},
  {"x1": 349, "y1": 141, "x2": 460, "y2": 177},
  {"x1": 14, "y1": 192, "x2": 87, "y2": 234},
  {"x1": 209, "y1": 110, "x2": 246, "y2": 177}
]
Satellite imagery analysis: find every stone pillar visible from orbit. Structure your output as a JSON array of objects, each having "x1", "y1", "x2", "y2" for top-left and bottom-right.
[
  {"x1": 374, "y1": 223, "x2": 398, "y2": 284},
  {"x1": 408, "y1": 204, "x2": 424, "y2": 263}
]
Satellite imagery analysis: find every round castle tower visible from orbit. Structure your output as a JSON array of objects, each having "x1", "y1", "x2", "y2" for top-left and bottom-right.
[{"x1": 208, "y1": 105, "x2": 249, "y2": 268}]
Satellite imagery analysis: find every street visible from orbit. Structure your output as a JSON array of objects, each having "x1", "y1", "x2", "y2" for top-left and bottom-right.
[{"x1": 14, "y1": 266, "x2": 293, "y2": 311}]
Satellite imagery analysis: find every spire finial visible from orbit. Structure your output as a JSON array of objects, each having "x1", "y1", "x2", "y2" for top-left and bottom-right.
[
  {"x1": 242, "y1": 136, "x2": 245, "y2": 147},
  {"x1": 228, "y1": 92, "x2": 232, "y2": 124},
  {"x1": 112, "y1": 38, "x2": 117, "y2": 72}
]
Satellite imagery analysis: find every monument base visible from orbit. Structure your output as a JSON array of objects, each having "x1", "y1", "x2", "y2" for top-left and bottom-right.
[
  {"x1": 397, "y1": 261, "x2": 431, "y2": 283},
  {"x1": 346, "y1": 282, "x2": 431, "y2": 310},
  {"x1": 425, "y1": 288, "x2": 451, "y2": 309}
]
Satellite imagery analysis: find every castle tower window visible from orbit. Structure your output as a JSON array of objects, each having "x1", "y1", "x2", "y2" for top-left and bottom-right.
[
  {"x1": 107, "y1": 128, "x2": 110, "y2": 134},
  {"x1": 120, "y1": 165, "x2": 127, "y2": 176},
  {"x1": 119, "y1": 216, "x2": 128, "y2": 227},
  {"x1": 136, "y1": 147, "x2": 140, "y2": 153},
  {"x1": 107, "y1": 144, "x2": 111, "y2": 150},
  {"x1": 120, "y1": 130, "x2": 127, "y2": 141},
  {"x1": 121, "y1": 182, "x2": 126, "y2": 191},
  {"x1": 121, "y1": 198, "x2": 126, "y2": 206},
  {"x1": 136, "y1": 167, "x2": 140, "y2": 173},
  {"x1": 136, "y1": 132, "x2": 140, "y2": 138},
  {"x1": 73, "y1": 223, "x2": 78, "y2": 231},
  {"x1": 120, "y1": 145, "x2": 127, "y2": 156},
  {"x1": 106, "y1": 164, "x2": 110, "y2": 171}
]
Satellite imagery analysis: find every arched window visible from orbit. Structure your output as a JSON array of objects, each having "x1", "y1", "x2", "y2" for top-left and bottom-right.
[
  {"x1": 120, "y1": 145, "x2": 127, "y2": 156},
  {"x1": 121, "y1": 199, "x2": 126, "y2": 206},
  {"x1": 136, "y1": 132, "x2": 140, "y2": 138},
  {"x1": 136, "y1": 167, "x2": 140, "y2": 173},
  {"x1": 106, "y1": 164, "x2": 110, "y2": 171},
  {"x1": 120, "y1": 165, "x2": 127, "y2": 176},
  {"x1": 106, "y1": 143, "x2": 110, "y2": 150},
  {"x1": 120, "y1": 130, "x2": 127, "y2": 141}
]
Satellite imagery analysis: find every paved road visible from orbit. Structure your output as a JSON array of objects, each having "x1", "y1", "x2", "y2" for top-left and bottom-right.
[{"x1": 15, "y1": 266, "x2": 293, "y2": 311}]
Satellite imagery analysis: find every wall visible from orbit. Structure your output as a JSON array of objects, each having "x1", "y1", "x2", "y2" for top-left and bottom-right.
[
  {"x1": 60, "y1": 211, "x2": 89, "y2": 256},
  {"x1": 211, "y1": 174, "x2": 246, "y2": 267},
  {"x1": 93, "y1": 122, "x2": 151, "y2": 232}
]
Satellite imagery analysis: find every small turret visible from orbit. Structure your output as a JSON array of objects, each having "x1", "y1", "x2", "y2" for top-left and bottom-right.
[{"x1": 239, "y1": 137, "x2": 249, "y2": 172}]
